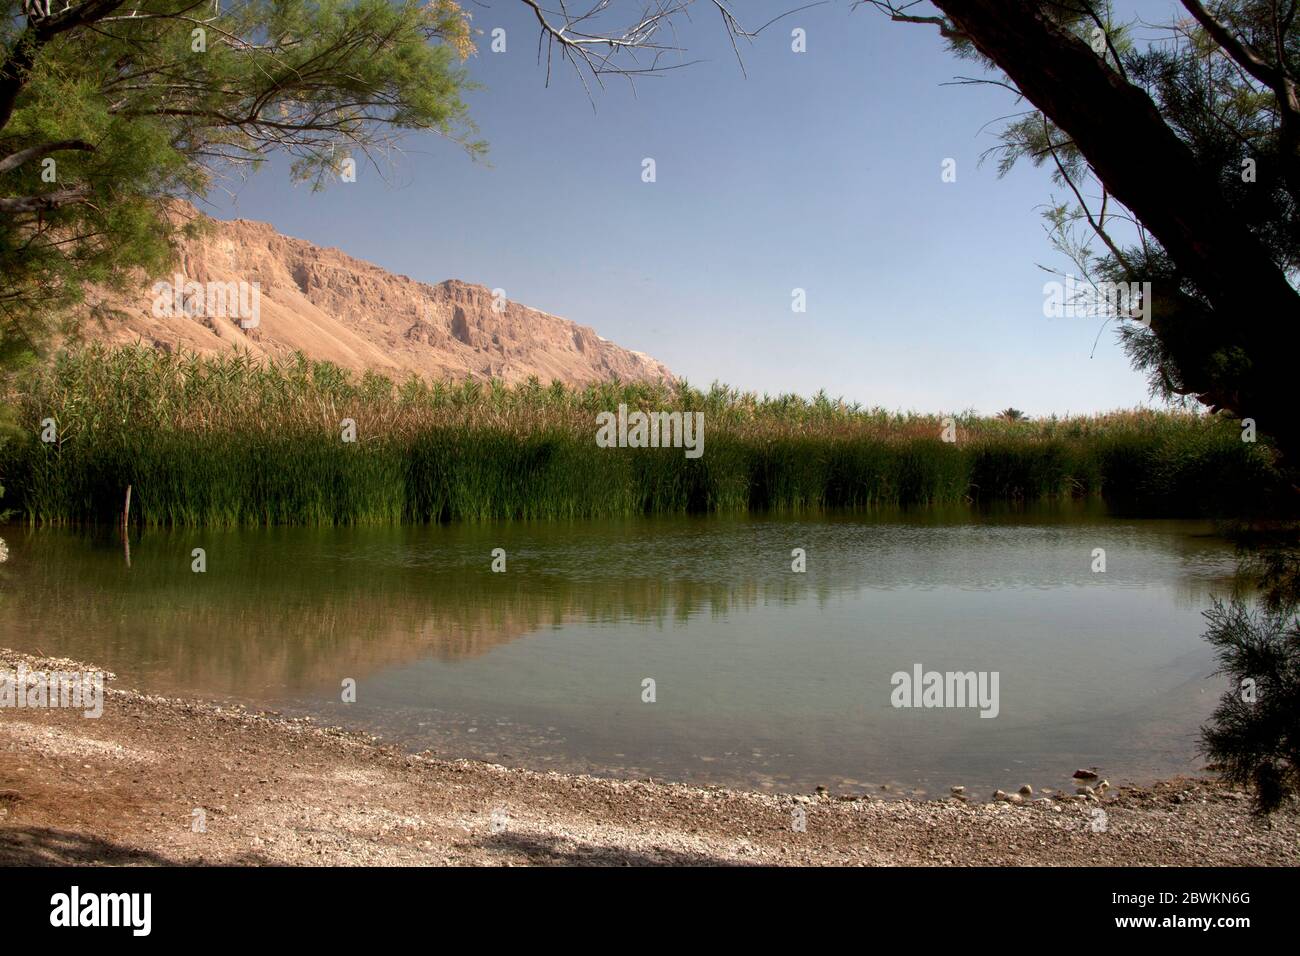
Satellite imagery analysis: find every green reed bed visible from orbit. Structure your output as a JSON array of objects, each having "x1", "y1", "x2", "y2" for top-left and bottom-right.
[{"x1": 0, "y1": 345, "x2": 1285, "y2": 526}]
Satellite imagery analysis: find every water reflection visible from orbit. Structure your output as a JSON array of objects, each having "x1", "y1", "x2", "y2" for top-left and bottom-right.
[{"x1": 0, "y1": 506, "x2": 1239, "y2": 794}]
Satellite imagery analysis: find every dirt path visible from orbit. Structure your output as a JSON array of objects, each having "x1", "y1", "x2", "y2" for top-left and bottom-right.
[{"x1": 1, "y1": 650, "x2": 1295, "y2": 866}]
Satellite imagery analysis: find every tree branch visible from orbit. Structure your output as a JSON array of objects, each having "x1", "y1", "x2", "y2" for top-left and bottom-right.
[
  {"x1": 0, "y1": 186, "x2": 92, "y2": 214},
  {"x1": 0, "y1": 139, "x2": 96, "y2": 175}
]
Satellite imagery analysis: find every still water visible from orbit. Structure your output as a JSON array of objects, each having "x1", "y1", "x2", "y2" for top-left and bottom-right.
[{"x1": 0, "y1": 506, "x2": 1239, "y2": 797}]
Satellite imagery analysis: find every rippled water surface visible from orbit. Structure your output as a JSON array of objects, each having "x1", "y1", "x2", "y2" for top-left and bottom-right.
[{"x1": 0, "y1": 506, "x2": 1239, "y2": 796}]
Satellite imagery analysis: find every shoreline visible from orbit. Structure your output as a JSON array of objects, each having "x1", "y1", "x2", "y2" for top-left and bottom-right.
[{"x1": 1, "y1": 648, "x2": 1295, "y2": 866}]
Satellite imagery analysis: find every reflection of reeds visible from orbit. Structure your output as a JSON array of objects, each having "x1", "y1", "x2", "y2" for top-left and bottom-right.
[
  {"x1": 0, "y1": 529, "x2": 813, "y2": 693},
  {"x1": 1, "y1": 345, "x2": 1284, "y2": 525},
  {"x1": 0, "y1": 519, "x2": 1235, "y2": 695}
]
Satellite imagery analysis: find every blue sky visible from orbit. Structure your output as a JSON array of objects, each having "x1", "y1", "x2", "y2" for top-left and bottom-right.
[{"x1": 202, "y1": 0, "x2": 1182, "y2": 416}]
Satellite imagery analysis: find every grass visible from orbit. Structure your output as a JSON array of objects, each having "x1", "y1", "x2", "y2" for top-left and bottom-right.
[{"x1": 0, "y1": 344, "x2": 1286, "y2": 526}]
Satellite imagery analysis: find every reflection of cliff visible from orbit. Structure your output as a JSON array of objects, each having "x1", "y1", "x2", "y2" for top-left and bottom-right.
[{"x1": 0, "y1": 531, "x2": 807, "y2": 697}]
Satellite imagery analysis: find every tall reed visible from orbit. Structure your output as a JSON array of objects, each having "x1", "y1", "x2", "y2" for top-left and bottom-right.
[{"x1": 0, "y1": 345, "x2": 1284, "y2": 526}]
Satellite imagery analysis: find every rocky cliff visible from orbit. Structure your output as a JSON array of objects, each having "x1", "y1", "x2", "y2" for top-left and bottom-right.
[{"x1": 77, "y1": 208, "x2": 674, "y2": 386}]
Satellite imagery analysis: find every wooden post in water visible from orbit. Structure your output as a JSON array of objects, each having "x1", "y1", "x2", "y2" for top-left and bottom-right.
[{"x1": 122, "y1": 484, "x2": 132, "y2": 568}]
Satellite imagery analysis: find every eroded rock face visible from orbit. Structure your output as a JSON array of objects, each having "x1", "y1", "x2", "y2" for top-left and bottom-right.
[{"x1": 76, "y1": 207, "x2": 674, "y2": 386}]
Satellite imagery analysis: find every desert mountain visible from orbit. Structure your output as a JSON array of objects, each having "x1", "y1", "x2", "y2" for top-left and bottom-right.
[{"x1": 77, "y1": 206, "x2": 674, "y2": 386}]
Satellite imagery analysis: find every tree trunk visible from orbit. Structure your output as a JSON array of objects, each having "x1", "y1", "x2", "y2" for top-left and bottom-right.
[{"x1": 932, "y1": 0, "x2": 1300, "y2": 460}]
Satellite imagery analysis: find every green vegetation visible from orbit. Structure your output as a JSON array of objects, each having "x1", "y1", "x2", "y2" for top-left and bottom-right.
[
  {"x1": 0, "y1": 345, "x2": 1285, "y2": 527},
  {"x1": 1201, "y1": 597, "x2": 1300, "y2": 814},
  {"x1": 1199, "y1": 522, "x2": 1300, "y2": 814},
  {"x1": 1, "y1": 0, "x2": 479, "y2": 364}
]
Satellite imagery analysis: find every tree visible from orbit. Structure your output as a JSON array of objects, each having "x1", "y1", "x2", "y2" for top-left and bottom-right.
[
  {"x1": 871, "y1": 1, "x2": 1300, "y2": 467},
  {"x1": 0, "y1": 0, "x2": 481, "y2": 363},
  {"x1": 1201, "y1": 596, "x2": 1300, "y2": 812},
  {"x1": 0, "y1": 0, "x2": 781, "y2": 366},
  {"x1": 864, "y1": 0, "x2": 1300, "y2": 812}
]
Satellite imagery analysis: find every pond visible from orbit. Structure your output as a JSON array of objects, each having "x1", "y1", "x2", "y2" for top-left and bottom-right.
[{"x1": 0, "y1": 505, "x2": 1238, "y2": 798}]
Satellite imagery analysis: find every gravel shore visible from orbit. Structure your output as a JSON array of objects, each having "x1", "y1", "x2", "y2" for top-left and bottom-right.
[{"x1": 1, "y1": 649, "x2": 1295, "y2": 866}]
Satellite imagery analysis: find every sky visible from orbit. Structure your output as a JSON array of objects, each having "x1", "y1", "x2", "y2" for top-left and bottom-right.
[{"x1": 201, "y1": 0, "x2": 1185, "y2": 417}]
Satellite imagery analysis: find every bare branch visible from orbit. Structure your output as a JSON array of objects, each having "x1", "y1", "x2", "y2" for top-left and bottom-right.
[
  {"x1": 859, "y1": 1, "x2": 965, "y2": 41},
  {"x1": 0, "y1": 186, "x2": 92, "y2": 214},
  {"x1": 0, "y1": 139, "x2": 96, "y2": 175}
]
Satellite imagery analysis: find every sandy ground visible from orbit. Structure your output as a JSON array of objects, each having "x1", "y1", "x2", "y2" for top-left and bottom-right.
[{"x1": 1, "y1": 649, "x2": 1296, "y2": 866}]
